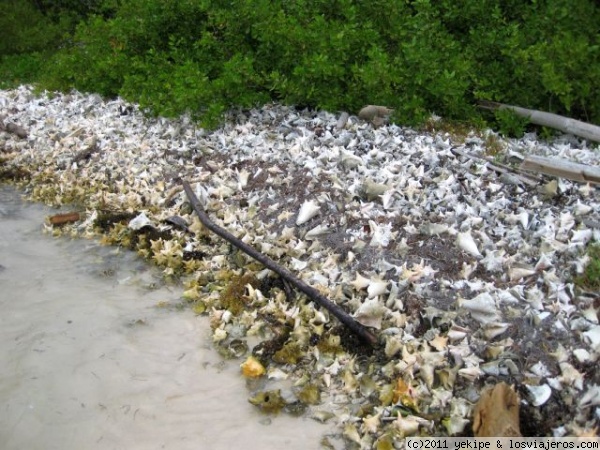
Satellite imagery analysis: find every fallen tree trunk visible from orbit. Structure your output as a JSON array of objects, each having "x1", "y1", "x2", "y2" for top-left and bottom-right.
[
  {"x1": 479, "y1": 101, "x2": 600, "y2": 143},
  {"x1": 181, "y1": 180, "x2": 378, "y2": 346},
  {"x1": 521, "y1": 154, "x2": 600, "y2": 185}
]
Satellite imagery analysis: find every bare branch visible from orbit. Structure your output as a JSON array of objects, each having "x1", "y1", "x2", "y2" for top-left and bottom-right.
[{"x1": 181, "y1": 180, "x2": 378, "y2": 346}]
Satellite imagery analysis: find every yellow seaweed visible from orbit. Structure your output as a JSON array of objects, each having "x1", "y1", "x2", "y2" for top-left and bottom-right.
[{"x1": 241, "y1": 356, "x2": 266, "y2": 378}]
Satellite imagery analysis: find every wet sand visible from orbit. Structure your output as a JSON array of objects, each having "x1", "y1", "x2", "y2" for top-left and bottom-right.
[{"x1": 0, "y1": 187, "x2": 329, "y2": 450}]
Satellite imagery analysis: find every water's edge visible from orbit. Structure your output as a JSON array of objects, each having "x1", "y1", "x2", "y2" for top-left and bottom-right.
[{"x1": 0, "y1": 186, "x2": 329, "y2": 450}]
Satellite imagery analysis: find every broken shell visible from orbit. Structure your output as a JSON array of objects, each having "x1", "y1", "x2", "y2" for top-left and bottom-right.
[
  {"x1": 361, "y1": 180, "x2": 389, "y2": 201},
  {"x1": 296, "y1": 383, "x2": 321, "y2": 405},
  {"x1": 579, "y1": 385, "x2": 600, "y2": 408},
  {"x1": 559, "y1": 362, "x2": 584, "y2": 389},
  {"x1": 509, "y1": 265, "x2": 536, "y2": 281},
  {"x1": 395, "y1": 415, "x2": 429, "y2": 437},
  {"x1": 350, "y1": 272, "x2": 371, "y2": 291},
  {"x1": 343, "y1": 423, "x2": 362, "y2": 444},
  {"x1": 362, "y1": 412, "x2": 381, "y2": 434},
  {"x1": 354, "y1": 299, "x2": 387, "y2": 329},
  {"x1": 128, "y1": 211, "x2": 153, "y2": 230},
  {"x1": 583, "y1": 325, "x2": 600, "y2": 352},
  {"x1": 447, "y1": 324, "x2": 470, "y2": 342},
  {"x1": 384, "y1": 336, "x2": 403, "y2": 358},
  {"x1": 367, "y1": 279, "x2": 389, "y2": 298},
  {"x1": 442, "y1": 415, "x2": 470, "y2": 435},
  {"x1": 572, "y1": 349, "x2": 592, "y2": 363},
  {"x1": 458, "y1": 293, "x2": 499, "y2": 325},
  {"x1": 526, "y1": 384, "x2": 552, "y2": 406},
  {"x1": 483, "y1": 322, "x2": 510, "y2": 340},
  {"x1": 311, "y1": 410, "x2": 335, "y2": 423},
  {"x1": 369, "y1": 221, "x2": 394, "y2": 247},
  {"x1": 248, "y1": 390, "x2": 286, "y2": 414},
  {"x1": 296, "y1": 200, "x2": 320, "y2": 225}
]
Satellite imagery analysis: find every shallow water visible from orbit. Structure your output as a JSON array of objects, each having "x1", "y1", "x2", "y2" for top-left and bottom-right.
[{"x1": 0, "y1": 186, "x2": 330, "y2": 450}]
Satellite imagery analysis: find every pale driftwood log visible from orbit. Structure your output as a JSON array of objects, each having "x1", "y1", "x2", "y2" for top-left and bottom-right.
[
  {"x1": 451, "y1": 147, "x2": 540, "y2": 187},
  {"x1": 521, "y1": 155, "x2": 600, "y2": 185},
  {"x1": 473, "y1": 383, "x2": 522, "y2": 437},
  {"x1": 479, "y1": 101, "x2": 600, "y2": 143},
  {"x1": 181, "y1": 180, "x2": 378, "y2": 346}
]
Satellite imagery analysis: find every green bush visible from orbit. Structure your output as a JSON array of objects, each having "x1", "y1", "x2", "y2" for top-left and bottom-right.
[
  {"x1": 6, "y1": 0, "x2": 599, "y2": 129},
  {"x1": 0, "y1": 0, "x2": 63, "y2": 55},
  {"x1": 0, "y1": 53, "x2": 46, "y2": 89}
]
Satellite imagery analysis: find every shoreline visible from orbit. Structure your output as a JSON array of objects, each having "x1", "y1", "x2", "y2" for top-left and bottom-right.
[{"x1": 1, "y1": 85, "x2": 599, "y2": 440}]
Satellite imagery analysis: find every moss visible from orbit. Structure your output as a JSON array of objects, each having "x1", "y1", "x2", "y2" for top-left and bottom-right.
[
  {"x1": 251, "y1": 328, "x2": 290, "y2": 366},
  {"x1": 273, "y1": 341, "x2": 304, "y2": 365},
  {"x1": 483, "y1": 133, "x2": 505, "y2": 157},
  {"x1": 296, "y1": 383, "x2": 321, "y2": 405},
  {"x1": 0, "y1": 164, "x2": 30, "y2": 182},
  {"x1": 575, "y1": 243, "x2": 600, "y2": 291},
  {"x1": 379, "y1": 383, "x2": 395, "y2": 406},
  {"x1": 94, "y1": 210, "x2": 137, "y2": 231},
  {"x1": 218, "y1": 272, "x2": 259, "y2": 316},
  {"x1": 421, "y1": 117, "x2": 474, "y2": 143},
  {"x1": 316, "y1": 333, "x2": 344, "y2": 355}
]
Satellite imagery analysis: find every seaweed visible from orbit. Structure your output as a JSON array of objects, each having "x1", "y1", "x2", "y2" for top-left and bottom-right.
[{"x1": 217, "y1": 272, "x2": 259, "y2": 316}]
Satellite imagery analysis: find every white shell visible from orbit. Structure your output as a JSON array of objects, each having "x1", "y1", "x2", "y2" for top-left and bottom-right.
[
  {"x1": 128, "y1": 211, "x2": 152, "y2": 230},
  {"x1": 526, "y1": 384, "x2": 552, "y2": 406},
  {"x1": 350, "y1": 272, "x2": 371, "y2": 290},
  {"x1": 508, "y1": 265, "x2": 536, "y2": 281},
  {"x1": 237, "y1": 169, "x2": 250, "y2": 189},
  {"x1": 267, "y1": 368, "x2": 289, "y2": 380},
  {"x1": 290, "y1": 257, "x2": 308, "y2": 271},
  {"x1": 534, "y1": 253, "x2": 554, "y2": 271},
  {"x1": 455, "y1": 232, "x2": 482, "y2": 258},
  {"x1": 572, "y1": 349, "x2": 592, "y2": 363},
  {"x1": 296, "y1": 200, "x2": 320, "y2": 225},
  {"x1": 483, "y1": 322, "x2": 509, "y2": 340},
  {"x1": 367, "y1": 279, "x2": 388, "y2": 298},
  {"x1": 457, "y1": 366, "x2": 483, "y2": 381},
  {"x1": 305, "y1": 224, "x2": 330, "y2": 240},
  {"x1": 369, "y1": 220, "x2": 393, "y2": 247},
  {"x1": 458, "y1": 293, "x2": 499, "y2": 325},
  {"x1": 384, "y1": 336, "x2": 403, "y2": 358},
  {"x1": 574, "y1": 199, "x2": 592, "y2": 216},
  {"x1": 447, "y1": 324, "x2": 469, "y2": 342},
  {"x1": 582, "y1": 325, "x2": 600, "y2": 352},
  {"x1": 443, "y1": 415, "x2": 470, "y2": 435},
  {"x1": 353, "y1": 299, "x2": 387, "y2": 329},
  {"x1": 559, "y1": 362, "x2": 584, "y2": 390},
  {"x1": 579, "y1": 385, "x2": 600, "y2": 408}
]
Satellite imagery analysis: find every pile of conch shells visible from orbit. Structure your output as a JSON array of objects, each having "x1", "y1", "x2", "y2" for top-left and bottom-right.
[{"x1": 1, "y1": 85, "x2": 599, "y2": 444}]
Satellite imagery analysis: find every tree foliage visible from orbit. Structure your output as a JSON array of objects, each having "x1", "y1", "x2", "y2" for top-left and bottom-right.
[{"x1": 2, "y1": 0, "x2": 599, "y2": 129}]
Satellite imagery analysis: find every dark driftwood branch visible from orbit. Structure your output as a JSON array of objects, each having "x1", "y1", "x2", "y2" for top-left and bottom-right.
[{"x1": 182, "y1": 180, "x2": 378, "y2": 346}]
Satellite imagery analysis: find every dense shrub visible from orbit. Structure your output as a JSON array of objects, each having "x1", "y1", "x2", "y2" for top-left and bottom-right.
[
  {"x1": 0, "y1": 0, "x2": 116, "y2": 88},
  {"x1": 4, "y1": 0, "x2": 600, "y2": 129}
]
